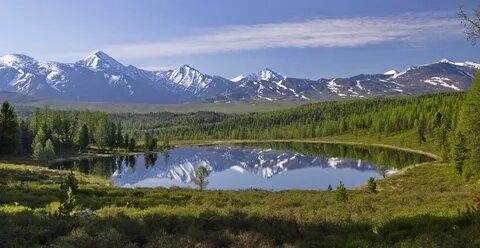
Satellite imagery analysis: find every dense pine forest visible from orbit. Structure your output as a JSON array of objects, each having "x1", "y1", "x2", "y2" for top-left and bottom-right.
[{"x1": 114, "y1": 92, "x2": 463, "y2": 143}]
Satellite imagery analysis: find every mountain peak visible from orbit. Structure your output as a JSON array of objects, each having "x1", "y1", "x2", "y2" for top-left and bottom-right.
[
  {"x1": 429, "y1": 58, "x2": 480, "y2": 69},
  {"x1": 168, "y1": 64, "x2": 209, "y2": 89},
  {"x1": 78, "y1": 50, "x2": 125, "y2": 71},
  {"x1": 256, "y1": 68, "x2": 284, "y2": 81},
  {"x1": 438, "y1": 58, "x2": 453, "y2": 64},
  {"x1": 177, "y1": 64, "x2": 198, "y2": 71},
  {"x1": 0, "y1": 54, "x2": 38, "y2": 68}
]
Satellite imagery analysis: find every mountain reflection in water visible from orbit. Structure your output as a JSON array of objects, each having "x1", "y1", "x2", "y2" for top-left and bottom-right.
[{"x1": 50, "y1": 142, "x2": 433, "y2": 190}]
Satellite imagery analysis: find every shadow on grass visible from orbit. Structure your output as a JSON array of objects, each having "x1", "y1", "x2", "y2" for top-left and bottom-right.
[{"x1": 0, "y1": 206, "x2": 479, "y2": 248}]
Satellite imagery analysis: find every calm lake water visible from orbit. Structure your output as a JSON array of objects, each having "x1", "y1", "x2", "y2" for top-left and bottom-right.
[{"x1": 50, "y1": 142, "x2": 434, "y2": 190}]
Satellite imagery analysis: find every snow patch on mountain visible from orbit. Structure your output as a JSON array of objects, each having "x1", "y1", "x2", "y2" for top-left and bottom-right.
[
  {"x1": 424, "y1": 77, "x2": 461, "y2": 91},
  {"x1": 0, "y1": 54, "x2": 38, "y2": 69},
  {"x1": 231, "y1": 75, "x2": 246, "y2": 82},
  {"x1": 384, "y1": 70, "x2": 397, "y2": 75}
]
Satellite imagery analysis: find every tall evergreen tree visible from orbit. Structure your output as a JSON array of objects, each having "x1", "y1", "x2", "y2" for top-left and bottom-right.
[
  {"x1": 107, "y1": 122, "x2": 116, "y2": 148},
  {"x1": 457, "y1": 72, "x2": 480, "y2": 178},
  {"x1": 124, "y1": 133, "x2": 130, "y2": 149},
  {"x1": 0, "y1": 101, "x2": 19, "y2": 154},
  {"x1": 18, "y1": 119, "x2": 33, "y2": 154},
  {"x1": 451, "y1": 132, "x2": 468, "y2": 174},
  {"x1": 128, "y1": 133, "x2": 136, "y2": 151},
  {"x1": 32, "y1": 142, "x2": 44, "y2": 163},
  {"x1": 116, "y1": 123, "x2": 123, "y2": 148},
  {"x1": 94, "y1": 118, "x2": 109, "y2": 151},
  {"x1": 77, "y1": 123, "x2": 89, "y2": 152},
  {"x1": 44, "y1": 139, "x2": 55, "y2": 162}
]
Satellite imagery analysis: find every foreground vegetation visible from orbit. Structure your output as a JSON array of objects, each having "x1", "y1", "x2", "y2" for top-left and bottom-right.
[{"x1": 1, "y1": 147, "x2": 479, "y2": 247}]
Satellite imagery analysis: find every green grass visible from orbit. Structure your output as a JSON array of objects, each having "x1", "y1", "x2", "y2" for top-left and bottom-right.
[{"x1": 1, "y1": 133, "x2": 480, "y2": 247}]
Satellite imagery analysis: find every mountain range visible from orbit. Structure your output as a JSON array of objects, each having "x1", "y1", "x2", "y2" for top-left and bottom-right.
[{"x1": 1, "y1": 51, "x2": 479, "y2": 104}]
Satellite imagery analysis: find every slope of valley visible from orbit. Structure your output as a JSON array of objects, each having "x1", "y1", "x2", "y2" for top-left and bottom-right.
[{"x1": 0, "y1": 51, "x2": 478, "y2": 104}]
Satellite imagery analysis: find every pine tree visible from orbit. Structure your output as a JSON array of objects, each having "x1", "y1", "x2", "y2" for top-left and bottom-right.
[
  {"x1": 123, "y1": 133, "x2": 130, "y2": 149},
  {"x1": 18, "y1": 119, "x2": 33, "y2": 154},
  {"x1": 77, "y1": 123, "x2": 89, "y2": 151},
  {"x1": 161, "y1": 136, "x2": 171, "y2": 150},
  {"x1": 451, "y1": 132, "x2": 468, "y2": 174},
  {"x1": 144, "y1": 132, "x2": 158, "y2": 151},
  {"x1": 32, "y1": 142, "x2": 44, "y2": 163},
  {"x1": 94, "y1": 118, "x2": 109, "y2": 151},
  {"x1": 60, "y1": 171, "x2": 79, "y2": 195},
  {"x1": 128, "y1": 133, "x2": 136, "y2": 151},
  {"x1": 44, "y1": 139, "x2": 55, "y2": 162},
  {"x1": 415, "y1": 120, "x2": 426, "y2": 143},
  {"x1": 457, "y1": 72, "x2": 480, "y2": 178},
  {"x1": 58, "y1": 186, "x2": 77, "y2": 217},
  {"x1": 116, "y1": 123, "x2": 123, "y2": 148},
  {"x1": 107, "y1": 122, "x2": 116, "y2": 148},
  {"x1": 0, "y1": 101, "x2": 19, "y2": 154}
]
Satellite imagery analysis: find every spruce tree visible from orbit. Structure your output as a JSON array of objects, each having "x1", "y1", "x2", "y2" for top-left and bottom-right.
[
  {"x1": 128, "y1": 133, "x2": 136, "y2": 151},
  {"x1": 457, "y1": 72, "x2": 480, "y2": 178},
  {"x1": 94, "y1": 118, "x2": 109, "y2": 151},
  {"x1": 0, "y1": 101, "x2": 19, "y2": 154},
  {"x1": 116, "y1": 123, "x2": 123, "y2": 148},
  {"x1": 451, "y1": 132, "x2": 468, "y2": 174},
  {"x1": 18, "y1": 119, "x2": 33, "y2": 154},
  {"x1": 44, "y1": 139, "x2": 55, "y2": 162},
  {"x1": 123, "y1": 133, "x2": 130, "y2": 149},
  {"x1": 32, "y1": 142, "x2": 44, "y2": 163},
  {"x1": 77, "y1": 123, "x2": 89, "y2": 151},
  {"x1": 107, "y1": 122, "x2": 116, "y2": 149}
]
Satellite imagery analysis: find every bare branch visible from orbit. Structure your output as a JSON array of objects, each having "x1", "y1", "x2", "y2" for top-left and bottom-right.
[{"x1": 459, "y1": 5, "x2": 480, "y2": 45}]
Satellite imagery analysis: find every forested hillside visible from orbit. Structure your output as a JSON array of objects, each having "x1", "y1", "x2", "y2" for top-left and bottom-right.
[{"x1": 113, "y1": 92, "x2": 463, "y2": 156}]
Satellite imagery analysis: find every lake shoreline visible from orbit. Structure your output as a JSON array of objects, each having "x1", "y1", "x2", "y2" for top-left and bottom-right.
[{"x1": 170, "y1": 138, "x2": 440, "y2": 160}]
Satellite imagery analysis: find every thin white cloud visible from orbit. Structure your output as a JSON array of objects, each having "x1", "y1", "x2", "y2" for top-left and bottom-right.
[{"x1": 103, "y1": 11, "x2": 462, "y2": 59}]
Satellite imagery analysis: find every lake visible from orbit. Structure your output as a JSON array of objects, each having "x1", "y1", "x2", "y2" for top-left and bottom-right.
[{"x1": 50, "y1": 142, "x2": 434, "y2": 190}]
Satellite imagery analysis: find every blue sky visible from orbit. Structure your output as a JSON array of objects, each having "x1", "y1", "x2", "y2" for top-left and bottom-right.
[{"x1": 0, "y1": 0, "x2": 478, "y2": 79}]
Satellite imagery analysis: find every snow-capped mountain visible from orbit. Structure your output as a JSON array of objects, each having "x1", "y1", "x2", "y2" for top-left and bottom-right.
[
  {"x1": 0, "y1": 51, "x2": 478, "y2": 104},
  {"x1": 77, "y1": 50, "x2": 126, "y2": 72},
  {"x1": 219, "y1": 59, "x2": 479, "y2": 102},
  {"x1": 234, "y1": 68, "x2": 285, "y2": 83},
  {"x1": 162, "y1": 65, "x2": 235, "y2": 98}
]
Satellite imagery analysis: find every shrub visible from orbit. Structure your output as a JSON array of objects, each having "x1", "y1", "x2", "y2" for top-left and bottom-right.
[
  {"x1": 60, "y1": 172, "x2": 79, "y2": 195},
  {"x1": 336, "y1": 181, "x2": 348, "y2": 203},
  {"x1": 366, "y1": 177, "x2": 377, "y2": 193},
  {"x1": 58, "y1": 186, "x2": 77, "y2": 217}
]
